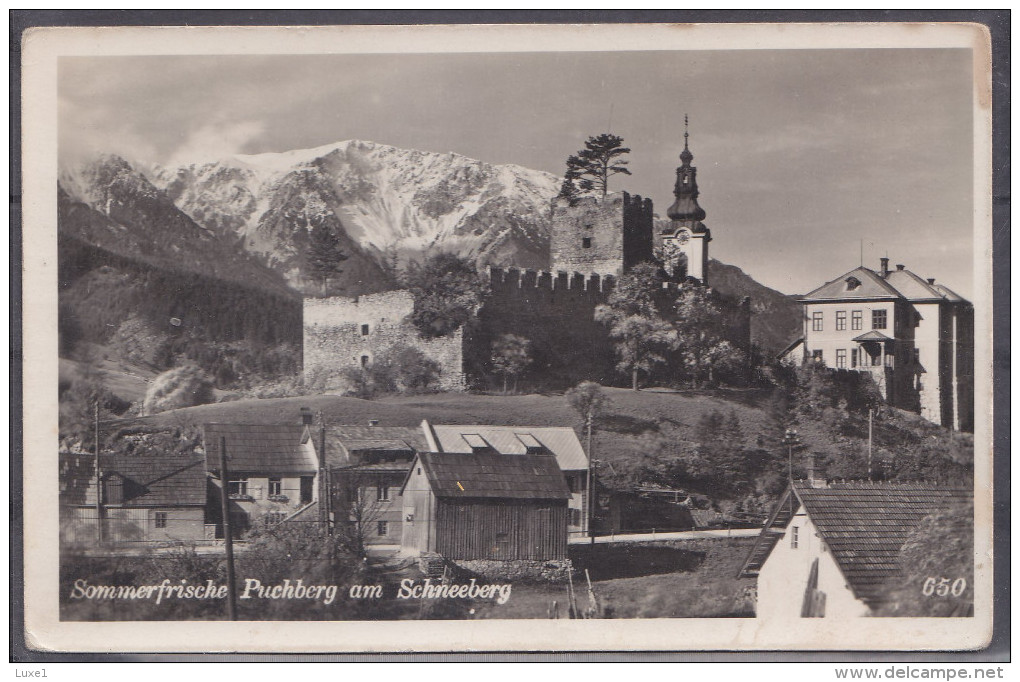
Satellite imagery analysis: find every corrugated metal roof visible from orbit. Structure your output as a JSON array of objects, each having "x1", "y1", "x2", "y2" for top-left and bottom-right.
[
  {"x1": 203, "y1": 423, "x2": 318, "y2": 475},
  {"x1": 745, "y1": 481, "x2": 972, "y2": 606},
  {"x1": 419, "y1": 452, "x2": 571, "y2": 501},
  {"x1": 431, "y1": 425, "x2": 588, "y2": 472}
]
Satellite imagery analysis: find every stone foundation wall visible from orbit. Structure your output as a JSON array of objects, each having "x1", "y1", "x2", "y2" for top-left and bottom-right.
[{"x1": 447, "y1": 558, "x2": 573, "y2": 583}]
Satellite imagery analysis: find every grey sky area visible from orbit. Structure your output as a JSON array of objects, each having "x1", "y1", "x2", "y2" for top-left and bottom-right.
[{"x1": 58, "y1": 49, "x2": 975, "y2": 298}]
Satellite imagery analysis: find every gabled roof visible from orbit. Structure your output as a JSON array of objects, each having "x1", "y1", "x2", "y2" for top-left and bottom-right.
[
  {"x1": 430, "y1": 424, "x2": 588, "y2": 472},
  {"x1": 801, "y1": 267, "x2": 903, "y2": 302},
  {"x1": 203, "y1": 423, "x2": 318, "y2": 476},
  {"x1": 741, "y1": 481, "x2": 972, "y2": 607},
  {"x1": 415, "y1": 451, "x2": 571, "y2": 501},
  {"x1": 324, "y1": 425, "x2": 427, "y2": 468},
  {"x1": 67, "y1": 452, "x2": 208, "y2": 507},
  {"x1": 852, "y1": 330, "x2": 893, "y2": 342}
]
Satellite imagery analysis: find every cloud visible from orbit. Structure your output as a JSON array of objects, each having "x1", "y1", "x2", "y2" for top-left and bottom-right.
[{"x1": 166, "y1": 119, "x2": 267, "y2": 166}]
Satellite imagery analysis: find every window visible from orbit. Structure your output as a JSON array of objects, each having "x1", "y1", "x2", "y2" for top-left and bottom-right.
[
  {"x1": 360, "y1": 324, "x2": 370, "y2": 336},
  {"x1": 154, "y1": 512, "x2": 167, "y2": 529},
  {"x1": 360, "y1": 355, "x2": 369, "y2": 367},
  {"x1": 811, "y1": 350, "x2": 823, "y2": 363},
  {"x1": 791, "y1": 526, "x2": 799, "y2": 549},
  {"x1": 836, "y1": 349, "x2": 847, "y2": 369},
  {"x1": 852, "y1": 310, "x2": 863, "y2": 331},
  {"x1": 851, "y1": 349, "x2": 858, "y2": 368},
  {"x1": 845, "y1": 276, "x2": 861, "y2": 291},
  {"x1": 811, "y1": 311, "x2": 823, "y2": 331},
  {"x1": 872, "y1": 309, "x2": 887, "y2": 330},
  {"x1": 377, "y1": 521, "x2": 388, "y2": 537},
  {"x1": 913, "y1": 348, "x2": 921, "y2": 365},
  {"x1": 582, "y1": 237, "x2": 592, "y2": 249},
  {"x1": 566, "y1": 476, "x2": 578, "y2": 494},
  {"x1": 228, "y1": 478, "x2": 248, "y2": 497},
  {"x1": 836, "y1": 311, "x2": 846, "y2": 331},
  {"x1": 268, "y1": 478, "x2": 282, "y2": 497},
  {"x1": 377, "y1": 485, "x2": 390, "y2": 502},
  {"x1": 569, "y1": 508, "x2": 582, "y2": 527}
]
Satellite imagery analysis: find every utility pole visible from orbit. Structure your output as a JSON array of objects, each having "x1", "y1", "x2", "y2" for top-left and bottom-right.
[
  {"x1": 217, "y1": 436, "x2": 238, "y2": 621},
  {"x1": 867, "y1": 408, "x2": 874, "y2": 481},
  {"x1": 586, "y1": 413, "x2": 595, "y2": 547},
  {"x1": 94, "y1": 401, "x2": 103, "y2": 544}
]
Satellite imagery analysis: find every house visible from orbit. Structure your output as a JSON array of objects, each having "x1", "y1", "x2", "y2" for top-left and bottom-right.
[
  {"x1": 398, "y1": 450, "x2": 571, "y2": 560},
  {"x1": 789, "y1": 257, "x2": 973, "y2": 430},
  {"x1": 203, "y1": 422, "x2": 319, "y2": 536},
  {"x1": 324, "y1": 423, "x2": 429, "y2": 547},
  {"x1": 60, "y1": 450, "x2": 209, "y2": 544},
  {"x1": 424, "y1": 422, "x2": 590, "y2": 536},
  {"x1": 740, "y1": 479, "x2": 973, "y2": 619}
]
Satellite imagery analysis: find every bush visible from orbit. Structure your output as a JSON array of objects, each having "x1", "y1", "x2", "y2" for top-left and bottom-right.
[{"x1": 142, "y1": 364, "x2": 214, "y2": 415}]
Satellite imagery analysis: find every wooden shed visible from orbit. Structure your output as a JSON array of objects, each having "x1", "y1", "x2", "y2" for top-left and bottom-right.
[{"x1": 399, "y1": 451, "x2": 571, "y2": 561}]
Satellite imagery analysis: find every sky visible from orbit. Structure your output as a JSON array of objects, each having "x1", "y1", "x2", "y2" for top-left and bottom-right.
[{"x1": 58, "y1": 48, "x2": 976, "y2": 298}]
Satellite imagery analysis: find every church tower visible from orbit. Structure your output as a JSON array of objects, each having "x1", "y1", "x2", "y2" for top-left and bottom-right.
[{"x1": 661, "y1": 116, "x2": 711, "y2": 284}]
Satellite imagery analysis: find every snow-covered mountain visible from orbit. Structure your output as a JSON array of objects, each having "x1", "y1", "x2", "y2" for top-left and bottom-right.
[{"x1": 62, "y1": 140, "x2": 561, "y2": 292}]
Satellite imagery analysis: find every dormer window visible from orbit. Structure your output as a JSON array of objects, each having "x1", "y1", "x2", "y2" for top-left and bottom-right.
[
  {"x1": 462, "y1": 434, "x2": 489, "y2": 453},
  {"x1": 845, "y1": 276, "x2": 862, "y2": 291}
]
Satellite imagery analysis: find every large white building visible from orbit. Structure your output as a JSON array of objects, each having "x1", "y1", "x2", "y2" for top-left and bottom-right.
[{"x1": 788, "y1": 257, "x2": 973, "y2": 431}]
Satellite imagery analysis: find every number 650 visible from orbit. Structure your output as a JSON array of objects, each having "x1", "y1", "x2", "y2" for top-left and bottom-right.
[{"x1": 921, "y1": 577, "x2": 966, "y2": 597}]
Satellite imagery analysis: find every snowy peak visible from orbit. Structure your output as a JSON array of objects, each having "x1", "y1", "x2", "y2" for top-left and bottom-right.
[{"x1": 59, "y1": 140, "x2": 561, "y2": 295}]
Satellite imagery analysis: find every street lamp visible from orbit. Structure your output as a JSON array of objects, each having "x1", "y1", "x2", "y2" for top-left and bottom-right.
[{"x1": 783, "y1": 428, "x2": 799, "y2": 481}]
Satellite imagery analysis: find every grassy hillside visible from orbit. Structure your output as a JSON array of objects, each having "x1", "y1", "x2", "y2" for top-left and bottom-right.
[{"x1": 143, "y1": 386, "x2": 971, "y2": 509}]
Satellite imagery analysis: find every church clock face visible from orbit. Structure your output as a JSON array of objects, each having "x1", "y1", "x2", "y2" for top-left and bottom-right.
[{"x1": 676, "y1": 230, "x2": 690, "y2": 244}]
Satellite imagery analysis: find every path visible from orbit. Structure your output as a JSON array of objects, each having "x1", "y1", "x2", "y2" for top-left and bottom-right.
[{"x1": 568, "y1": 528, "x2": 760, "y2": 545}]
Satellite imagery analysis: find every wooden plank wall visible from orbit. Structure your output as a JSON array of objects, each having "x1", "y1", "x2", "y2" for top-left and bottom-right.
[{"x1": 435, "y1": 499, "x2": 568, "y2": 560}]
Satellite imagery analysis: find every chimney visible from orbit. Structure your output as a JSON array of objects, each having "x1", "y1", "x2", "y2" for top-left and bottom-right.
[
  {"x1": 368, "y1": 419, "x2": 380, "y2": 427},
  {"x1": 879, "y1": 257, "x2": 890, "y2": 277},
  {"x1": 300, "y1": 407, "x2": 313, "y2": 426},
  {"x1": 806, "y1": 453, "x2": 828, "y2": 488},
  {"x1": 896, "y1": 264, "x2": 905, "y2": 271},
  {"x1": 927, "y1": 278, "x2": 935, "y2": 285}
]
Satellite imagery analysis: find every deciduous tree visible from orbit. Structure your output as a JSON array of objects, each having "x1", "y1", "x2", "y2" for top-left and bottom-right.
[
  {"x1": 491, "y1": 334, "x2": 533, "y2": 394},
  {"x1": 594, "y1": 263, "x2": 676, "y2": 390},
  {"x1": 405, "y1": 253, "x2": 487, "y2": 338}
]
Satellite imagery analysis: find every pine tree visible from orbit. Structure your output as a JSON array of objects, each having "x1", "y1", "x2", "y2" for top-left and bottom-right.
[
  {"x1": 307, "y1": 223, "x2": 348, "y2": 293},
  {"x1": 562, "y1": 134, "x2": 632, "y2": 198}
]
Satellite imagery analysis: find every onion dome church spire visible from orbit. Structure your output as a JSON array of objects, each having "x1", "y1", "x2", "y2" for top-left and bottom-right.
[
  {"x1": 666, "y1": 114, "x2": 707, "y2": 224},
  {"x1": 660, "y1": 115, "x2": 711, "y2": 284}
]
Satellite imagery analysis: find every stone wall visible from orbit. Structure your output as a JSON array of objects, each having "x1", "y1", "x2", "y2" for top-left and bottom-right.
[
  {"x1": 303, "y1": 291, "x2": 466, "y2": 391},
  {"x1": 550, "y1": 192, "x2": 654, "y2": 276},
  {"x1": 466, "y1": 267, "x2": 618, "y2": 389},
  {"x1": 447, "y1": 558, "x2": 573, "y2": 583}
]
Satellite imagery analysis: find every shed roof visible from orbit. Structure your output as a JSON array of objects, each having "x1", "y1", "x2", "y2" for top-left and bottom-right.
[
  {"x1": 742, "y1": 481, "x2": 972, "y2": 607},
  {"x1": 416, "y1": 452, "x2": 571, "y2": 501},
  {"x1": 430, "y1": 425, "x2": 588, "y2": 472},
  {"x1": 203, "y1": 423, "x2": 318, "y2": 475}
]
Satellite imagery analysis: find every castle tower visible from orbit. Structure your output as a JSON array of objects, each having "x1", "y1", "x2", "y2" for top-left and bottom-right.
[
  {"x1": 661, "y1": 115, "x2": 711, "y2": 284},
  {"x1": 549, "y1": 191, "x2": 654, "y2": 277}
]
